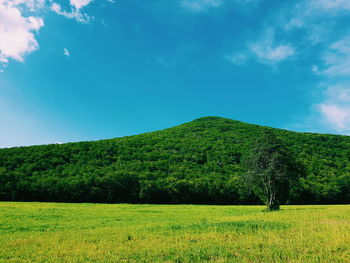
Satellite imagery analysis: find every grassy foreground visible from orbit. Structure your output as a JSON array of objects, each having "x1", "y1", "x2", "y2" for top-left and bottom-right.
[{"x1": 0, "y1": 203, "x2": 349, "y2": 263}]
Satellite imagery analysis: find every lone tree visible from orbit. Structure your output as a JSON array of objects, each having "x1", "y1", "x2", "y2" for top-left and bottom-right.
[{"x1": 243, "y1": 130, "x2": 300, "y2": 211}]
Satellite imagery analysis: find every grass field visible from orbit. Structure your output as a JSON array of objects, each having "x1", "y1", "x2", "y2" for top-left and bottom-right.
[{"x1": 0, "y1": 203, "x2": 349, "y2": 262}]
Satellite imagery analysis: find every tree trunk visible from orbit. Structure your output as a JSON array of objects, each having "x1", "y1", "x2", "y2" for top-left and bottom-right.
[{"x1": 267, "y1": 192, "x2": 280, "y2": 211}]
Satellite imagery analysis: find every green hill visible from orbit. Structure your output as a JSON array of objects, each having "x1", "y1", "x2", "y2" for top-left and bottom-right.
[{"x1": 1, "y1": 116, "x2": 350, "y2": 204}]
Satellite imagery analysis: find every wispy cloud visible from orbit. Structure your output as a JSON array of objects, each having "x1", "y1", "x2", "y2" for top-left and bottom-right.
[
  {"x1": 179, "y1": 0, "x2": 259, "y2": 12},
  {"x1": 319, "y1": 104, "x2": 350, "y2": 130},
  {"x1": 180, "y1": 0, "x2": 350, "y2": 135},
  {"x1": 281, "y1": 0, "x2": 350, "y2": 46},
  {"x1": 250, "y1": 29, "x2": 296, "y2": 64},
  {"x1": 63, "y1": 48, "x2": 70, "y2": 57},
  {"x1": 250, "y1": 42, "x2": 295, "y2": 65},
  {"x1": 322, "y1": 38, "x2": 350, "y2": 77},
  {"x1": 225, "y1": 52, "x2": 249, "y2": 65},
  {"x1": 180, "y1": 0, "x2": 222, "y2": 12},
  {"x1": 50, "y1": 1, "x2": 93, "y2": 24},
  {"x1": 254, "y1": 0, "x2": 350, "y2": 134},
  {"x1": 317, "y1": 85, "x2": 350, "y2": 133},
  {"x1": 311, "y1": 0, "x2": 350, "y2": 12},
  {"x1": 313, "y1": 38, "x2": 350, "y2": 133},
  {"x1": 227, "y1": 29, "x2": 295, "y2": 67}
]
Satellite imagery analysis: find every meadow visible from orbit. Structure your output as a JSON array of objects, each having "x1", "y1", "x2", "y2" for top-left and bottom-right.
[{"x1": 0, "y1": 202, "x2": 349, "y2": 263}]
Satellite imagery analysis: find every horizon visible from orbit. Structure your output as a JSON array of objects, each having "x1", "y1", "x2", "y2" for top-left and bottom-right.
[{"x1": 1, "y1": 0, "x2": 350, "y2": 147}]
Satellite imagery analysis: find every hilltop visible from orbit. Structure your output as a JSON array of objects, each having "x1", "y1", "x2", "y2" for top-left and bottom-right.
[{"x1": 1, "y1": 116, "x2": 349, "y2": 204}]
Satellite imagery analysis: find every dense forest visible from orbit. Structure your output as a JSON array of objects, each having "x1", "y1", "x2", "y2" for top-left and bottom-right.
[{"x1": 1, "y1": 117, "x2": 350, "y2": 204}]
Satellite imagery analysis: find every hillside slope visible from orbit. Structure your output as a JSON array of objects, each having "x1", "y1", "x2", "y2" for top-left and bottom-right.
[{"x1": 1, "y1": 117, "x2": 350, "y2": 204}]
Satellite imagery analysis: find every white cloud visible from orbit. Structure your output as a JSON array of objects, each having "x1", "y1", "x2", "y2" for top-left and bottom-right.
[
  {"x1": 50, "y1": 0, "x2": 94, "y2": 23},
  {"x1": 50, "y1": 2, "x2": 91, "y2": 23},
  {"x1": 322, "y1": 38, "x2": 350, "y2": 77},
  {"x1": 7, "y1": 0, "x2": 46, "y2": 11},
  {"x1": 315, "y1": 84, "x2": 350, "y2": 133},
  {"x1": 311, "y1": 0, "x2": 350, "y2": 11},
  {"x1": 249, "y1": 30, "x2": 295, "y2": 65},
  {"x1": 319, "y1": 104, "x2": 350, "y2": 131},
  {"x1": 70, "y1": 0, "x2": 93, "y2": 10},
  {"x1": 227, "y1": 29, "x2": 295, "y2": 67},
  {"x1": 0, "y1": 0, "x2": 96, "y2": 69},
  {"x1": 283, "y1": 0, "x2": 350, "y2": 42},
  {"x1": 287, "y1": 0, "x2": 350, "y2": 25},
  {"x1": 250, "y1": 44, "x2": 295, "y2": 64},
  {"x1": 287, "y1": 1, "x2": 350, "y2": 134},
  {"x1": 223, "y1": 0, "x2": 350, "y2": 134},
  {"x1": 226, "y1": 30, "x2": 295, "y2": 68},
  {"x1": 63, "y1": 48, "x2": 70, "y2": 57},
  {"x1": 311, "y1": 38, "x2": 350, "y2": 133},
  {"x1": 325, "y1": 85, "x2": 350, "y2": 103},
  {"x1": 0, "y1": 1, "x2": 44, "y2": 67},
  {"x1": 259, "y1": 0, "x2": 350, "y2": 134},
  {"x1": 180, "y1": 0, "x2": 222, "y2": 12}
]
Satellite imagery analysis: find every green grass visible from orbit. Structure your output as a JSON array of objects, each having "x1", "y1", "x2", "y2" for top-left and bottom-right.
[{"x1": 1, "y1": 203, "x2": 350, "y2": 262}]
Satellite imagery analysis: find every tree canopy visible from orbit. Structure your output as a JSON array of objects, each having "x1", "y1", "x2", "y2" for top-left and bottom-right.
[
  {"x1": 243, "y1": 130, "x2": 303, "y2": 210},
  {"x1": 0, "y1": 117, "x2": 349, "y2": 204}
]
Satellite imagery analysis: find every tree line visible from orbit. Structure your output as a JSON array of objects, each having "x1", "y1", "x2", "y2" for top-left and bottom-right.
[{"x1": 0, "y1": 117, "x2": 349, "y2": 205}]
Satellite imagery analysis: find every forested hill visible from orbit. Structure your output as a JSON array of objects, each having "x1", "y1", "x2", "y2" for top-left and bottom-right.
[{"x1": 1, "y1": 117, "x2": 350, "y2": 204}]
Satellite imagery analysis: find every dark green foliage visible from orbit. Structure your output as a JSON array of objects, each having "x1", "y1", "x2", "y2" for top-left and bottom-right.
[
  {"x1": 0, "y1": 116, "x2": 349, "y2": 204},
  {"x1": 243, "y1": 130, "x2": 303, "y2": 210}
]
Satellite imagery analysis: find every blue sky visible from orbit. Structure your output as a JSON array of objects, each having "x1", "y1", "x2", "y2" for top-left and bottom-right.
[{"x1": 1, "y1": 0, "x2": 350, "y2": 147}]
